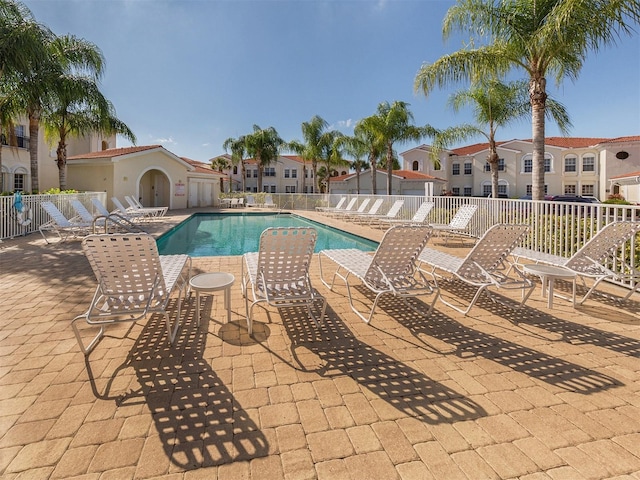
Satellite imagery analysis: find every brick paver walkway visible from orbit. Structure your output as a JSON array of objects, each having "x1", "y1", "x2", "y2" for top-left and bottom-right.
[{"x1": 1, "y1": 209, "x2": 639, "y2": 479}]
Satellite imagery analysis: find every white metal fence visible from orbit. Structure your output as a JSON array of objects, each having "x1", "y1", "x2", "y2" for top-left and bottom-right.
[
  {"x1": 2, "y1": 191, "x2": 638, "y2": 292},
  {"x1": 0, "y1": 192, "x2": 107, "y2": 240}
]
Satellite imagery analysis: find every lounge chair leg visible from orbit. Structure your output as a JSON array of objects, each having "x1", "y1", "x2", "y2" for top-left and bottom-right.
[{"x1": 72, "y1": 313, "x2": 105, "y2": 355}]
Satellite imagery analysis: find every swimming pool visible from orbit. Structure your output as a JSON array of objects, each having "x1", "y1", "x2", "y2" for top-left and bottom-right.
[{"x1": 156, "y1": 213, "x2": 378, "y2": 256}]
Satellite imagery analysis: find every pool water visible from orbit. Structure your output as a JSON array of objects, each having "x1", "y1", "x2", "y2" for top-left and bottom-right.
[{"x1": 156, "y1": 213, "x2": 378, "y2": 256}]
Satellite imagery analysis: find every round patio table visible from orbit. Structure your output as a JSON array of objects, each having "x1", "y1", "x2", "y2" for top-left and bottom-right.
[
  {"x1": 189, "y1": 272, "x2": 235, "y2": 326},
  {"x1": 522, "y1": 264, "x2": 576, "y2": 309}
]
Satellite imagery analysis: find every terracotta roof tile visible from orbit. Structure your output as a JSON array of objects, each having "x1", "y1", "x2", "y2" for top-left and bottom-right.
[
  {"x1": 68, "y1": 145, "x2": 162, "y2": 159},
  {"x1": 611, "y1": 170, "x2": 640, "y2": 179}
]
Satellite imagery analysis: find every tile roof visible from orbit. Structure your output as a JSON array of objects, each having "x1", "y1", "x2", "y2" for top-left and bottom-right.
[
  {"x1": 181, "y1": 157, "x2": 222, "y2": 176},
  {"x1": 68, "y1": 145, "x2": 162, "y2": 159},
  {"x1": 611, "y1": 170, "x2": 640, "y2": 179}
]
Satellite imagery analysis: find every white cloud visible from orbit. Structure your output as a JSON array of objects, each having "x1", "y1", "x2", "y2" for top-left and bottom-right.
[
  {"x1": 150, "y1": 135, "x2": 177, "y2": 146},
  {"x1": 335, "y1": 119, "x2": 355, "y2": 130}
]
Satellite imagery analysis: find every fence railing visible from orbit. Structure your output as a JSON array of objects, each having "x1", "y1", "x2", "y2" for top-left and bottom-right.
[
  {"x1": 3, "y1": 191, "x2": 638, "y2": 292},
  {"x1": 0, "y1": 192, "x2": 107, "y2": 240}
]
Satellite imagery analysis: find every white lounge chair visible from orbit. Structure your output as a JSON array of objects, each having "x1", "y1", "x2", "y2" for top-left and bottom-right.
[
  {"x1": 351, "y1": 198, "x2": 385, "y2": 223},
  {"x1": 511, "y1": 221, "x2": 640, "y2": 304},
  {"x1": 431, "y1": 204, "x2": 478, "y2": 242},
  {"x1": 337, "y1": 198, "x2": 371, "y2": 220},
  {"x1": 319, "y1": 225, "x2": 437, "y2": 324},
  {"x1": 325, "y1": 197, "x2": 357, "y2": 217},
  {"x1": 376, "y1": 201, "x2": 434, "y2": 228},
  {"x1": 39, "y1": 201, "x2": 93, "y2": 243},
  {"x1": 316, "y1": 197, "x2": 346, "y2": 213},
  {"x1": 125, "y1": 195, "x2": 168, "y2": 217},
  {"x1": 71, "y1": 233, "x2": 191, "y2": 355},
  {"x1": 71, "y1": 199, "x2": 108, "y2": 231},
  {"x1": 246, "y1": 195, "x2": 259, "y2": 207},
  {"x1": 112, "y1": 197, "x2": 153, "y2": 221},
  {"x1": 241, "y1": 227, "x2": 327, "y2": 335},
  {"x1": 364, "y1": 199, "x2": 405, "y2": 226},
  {"x1": 418, "y1": 223, "x2": 534, "y2": 315},
  {"x1": 90, "y1": 198, "x2": 147, "y2": 233},
  {"x1": 263, "y1": 195, "x2": 277, "y2": 208}
]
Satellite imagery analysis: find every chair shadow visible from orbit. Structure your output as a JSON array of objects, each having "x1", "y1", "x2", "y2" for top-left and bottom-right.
[
  {"x1": 275, "y1": 303, "x2": 487, "y2": 425},
  {"x1": 362, "y1": 285, "x2": 622, "y2": 395},
  {"x1": 444, "y1": 279, "x2": 640, "y2": 359},
  {"x1": 85, "y1": 298, "x2": 269, "y2": 470}
]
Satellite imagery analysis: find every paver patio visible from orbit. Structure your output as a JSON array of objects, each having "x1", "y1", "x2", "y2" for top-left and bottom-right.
[{"x1": 1, "y1": 209, "x2": 639, "y2": 479}]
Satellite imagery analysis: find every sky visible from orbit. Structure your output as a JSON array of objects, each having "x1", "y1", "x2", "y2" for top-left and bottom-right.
[{"x1": 24, "y1": 0, "x2": 640, "y2": 163}]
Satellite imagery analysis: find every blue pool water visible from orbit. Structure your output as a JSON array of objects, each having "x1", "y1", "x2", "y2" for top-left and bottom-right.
[{"x1": 156, "y1": 213, "x2": 378, "y2": 256}]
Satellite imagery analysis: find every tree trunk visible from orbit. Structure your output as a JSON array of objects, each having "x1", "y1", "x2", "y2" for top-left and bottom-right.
[
  {"x1": 257, "y1": 159, "x2": 263, "y2": 192},
  {"x1": 369, "y1": 153, "x2": 377, "y2": 195},
  {"x1": 488, "y1": 142, "x2": 499, "y2": 198},
  {"x1": 56, "y1": 138, "x2": 67, "y2": 190},
  {"x1": 386, "y1": 144, "x2": 393, "y2": 195},
  {"x1": 241, "y1": 160, "x2": 246, "y2": 192},
  {"x1": 28, "y1": 111, "x2": 40, "y2": 193},
  {"x1": 312, "y1": 160, "x2": 318, "y2": 193},
  {"x1": 355, "y1": 170, "x2": 360, "y2": 194},
  {"x1": 530, "y1": 75, "x2": 547, "y2": 201}
]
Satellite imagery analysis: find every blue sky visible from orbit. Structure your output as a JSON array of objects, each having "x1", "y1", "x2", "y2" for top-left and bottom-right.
[{"x1": 25, "y1": 0, "x2": 640, "y2": 162}]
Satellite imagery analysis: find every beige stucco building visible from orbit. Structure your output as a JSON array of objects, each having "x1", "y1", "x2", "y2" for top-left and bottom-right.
[
  {"x1": 67, "y1": 145, "x2": 224, "y2": 210},
  {"x1": 401, "y1": 136, "x2": 640, "y2": 200}
]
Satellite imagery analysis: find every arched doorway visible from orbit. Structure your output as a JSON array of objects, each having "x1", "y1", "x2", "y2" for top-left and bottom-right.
[{"x1": 139, "y1": 169, "x2": 170, "y2": 208}]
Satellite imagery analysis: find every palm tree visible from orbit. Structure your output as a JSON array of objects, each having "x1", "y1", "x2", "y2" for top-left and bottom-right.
[
  {"x1": 0, "y1": 0, "x2": 51, "y2": 190},
  {"x1": 415, "y1": 0, "x2": 640, "y2": 200},
  {"x1": 376, "y1": 101, "x2": 437, "y2": 195},
  {"x1": 319, "y1": 130, "x2": 346, "y2": 194},
  {"x1": 211, "y1": 155, "x2": 231, "y2": 193},
  {"x1": 10, "y1": 32, "x2": 107, "y2": 192},
  {"x1": 433, "y1": 78, "x2": 571, "y2": 198},
  {"x1": 338, "y1": 134, "x2": 369, "y2": 194},
  {"x1": 353, "y1": 116, "x2": 384, "y2": 195},
  {"x1": 244, "y1": 124, "x2": 284, "y2": 193},
  {"x1": 351, "y1": 159, "x2": 368, "y2": 194},
  {"x1": 222, "y1": 135, "x2": 247, "y2": 192},
  {"x1": 291, "y1": 115, "x2": 329, "y2": 193},
  {"x1": 43, "y1": 74, "x2": 136, "y2": 190}
]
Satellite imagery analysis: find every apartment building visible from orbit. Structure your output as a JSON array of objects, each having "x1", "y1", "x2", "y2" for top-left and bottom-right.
[
  {"x1": 221, "y1": 155, "x2": 350, "y2": 193},
  {"x1": 401, "y1": 136, "x2": 640, "y2": 200}
]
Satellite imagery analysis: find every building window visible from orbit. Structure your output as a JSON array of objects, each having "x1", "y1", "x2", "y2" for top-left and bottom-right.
[
  {"x1": 13, "y1": 173, "x2": 25, "y2": 192},
  {"x1": 464, "y1": 162, "x2": 472, "y2": 175},
  {"x1": 284, "y1": 169, "x2": 290, "y2": 178},
  {"x1": 564, "y1": 156, "x2": 577, "y2": 173},
  {"x1": 253, "y1": 170, "x2": 258, "y2": 178},
  {"x1": 412, "y1": 160, "x2": 419, "y2": 171},
  {"x1": 581, "y1": 184, "x2": 595, "y2": 196},
  {"x1": 291, "y1": 169, "x2": 297, "y2": 178},
  {"x1": 483, "y1": 185, "x2": 492, "y2": 196},
  {"x1": 264, "y1": 167, "x2": 276, "y2": 177},
  {"x1": 233, "y1": 166, "x2": 238, "y2": 175},
  {"x1": 564, "y1": 184, "x2": 577, "y2": 195},
  {"x1": 582, "y1": 155, "x2": 595, "y2": 172},
  {"x1": 526, "y1": 184, "x2": 548, "y2": 195},
  {"x1": 523, "y1": 154, "x2": 551, "y2": 173},
  {"x1": 246, "y1": 169, "x2": 251, "y2": 178},
  {"x1": 484, "y1": 159, "x2": 505, "y2": 172},
  {"x1": 285, "y1": 185, "x2": 296, "y2": 193},
  {"x1": 451, "y1": 187, "x2": 460, "y2": 196},
  {"x1": 463, "y1": 187, "x2": 472, "y2": 196},
  {"x1": 452, "y1": 163, "x2": 460, "y2": 175}
]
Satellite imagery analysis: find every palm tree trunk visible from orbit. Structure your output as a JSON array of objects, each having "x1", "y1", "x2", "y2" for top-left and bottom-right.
[
  {"x1": 56, "y1": 139, "x2": 67, "y2": 190},
  {"x1": 241, "y1": 160, "x2": 246, "y2": 192},
  {"x1": 369, "y1": 153, "x2": 377, "y2": 195},
  {"x1": 312, "y1": 160, "x2": 318, "y2": 193},
  {"x1": 386, "y1": 145, "x2": 393, "y2": 195},
  {"x1": 530, "y1": 76, "x2": 547, "y2": 201},
  {"x1": 356, "y1": 170, "x2": 361, "y2": 194},
  {"x1": 488, "y1": 142, "x2": 499, "y2": 198},
  {"x1": 28, "y1": 112, "x2": 40, "y2": 193}
]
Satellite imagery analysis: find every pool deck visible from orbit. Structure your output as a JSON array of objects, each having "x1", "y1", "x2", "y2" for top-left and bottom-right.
[{"x1": 1, "y1": 207, "x2": 639, "y2": 479}]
